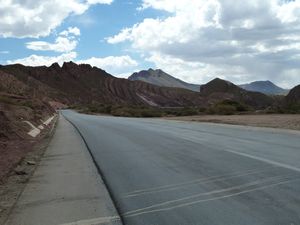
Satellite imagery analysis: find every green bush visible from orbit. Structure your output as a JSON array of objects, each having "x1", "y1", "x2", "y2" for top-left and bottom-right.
[
  {"x1": 286, "y1": 104, "x2": 300, "y2": 113},
  {"x1": 207, "y1": 100, "x2": 250, "y2": 115},
  {"x1": 111, "y1": 106, "x2": 163, "y2": 117}
]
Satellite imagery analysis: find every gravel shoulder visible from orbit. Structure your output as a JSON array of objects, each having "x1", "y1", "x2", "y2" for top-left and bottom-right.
[{"x1": 165, "y1": 114, "x2": 300, "y2": 131}]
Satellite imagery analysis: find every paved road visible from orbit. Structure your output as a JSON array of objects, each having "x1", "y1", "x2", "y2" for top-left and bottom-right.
[{"x1": 63, "y1": 110, "x2": 300, "y2": 225}]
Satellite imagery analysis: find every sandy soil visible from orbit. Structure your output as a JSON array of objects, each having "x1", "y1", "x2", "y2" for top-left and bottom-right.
[{"x1": 166, "y1": 114, "x2": 300, "y2": 131}]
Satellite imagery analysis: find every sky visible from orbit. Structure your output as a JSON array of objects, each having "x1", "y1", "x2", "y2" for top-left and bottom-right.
[{"x1": 0, "y1": 0, "x2": 300, "y2": 88}]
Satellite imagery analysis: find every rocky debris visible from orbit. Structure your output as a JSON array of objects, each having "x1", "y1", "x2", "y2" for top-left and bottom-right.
[
  {"x1": 26, "y1": 161, "x2": 36, "y2": 166},
  {"x1": 14, "y1": 169, "x2": 27, "y2": 176}
]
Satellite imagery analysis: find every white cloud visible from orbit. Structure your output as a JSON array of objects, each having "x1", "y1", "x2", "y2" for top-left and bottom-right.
[
  {"x1": 26, "y1": 27, "x2": 80, "y2": 53},
  {"x1": 87, "y1": 0, "x2": 113, "y2": 4},
  {"x1": 60, "y1": 27, "x2": 81, "y2": 36},
  {"x1": 26, "y1": 37, "x2": 78, "y2": 53},
  {"x1": 108, "y1": 0, "x2": 300, "y2": 88},
  {"x1": 107, "y1": 28, "x2": 132, "y2": 44},
  {"x1": 7, "y1": 52, "x2": 77, "y2": 66},
  {"x1": 0, "y1": 51, "x2": 9, "y2": 54},
  {"x1": 6, "y1": 53, "x2": 138, "y2": 77},
  {"x1": 77, "y1": 55, "x2": 138, "y2": 75},
  {"x1": 0, "y1": 0, "x2": 113, "y2": 38}
]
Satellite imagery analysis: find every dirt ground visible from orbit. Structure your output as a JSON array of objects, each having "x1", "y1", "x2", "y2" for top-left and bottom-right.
[
  {"x1": 0, "y1": 116, "x2": 58, "y2": 225},
  {"x1": 166, "y1": 114, "x2": 300, "y2": 131}
]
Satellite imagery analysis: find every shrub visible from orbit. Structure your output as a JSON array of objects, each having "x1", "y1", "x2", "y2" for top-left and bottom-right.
[{"x1": 207, "y1": 100, "x2": 250, "y2": 115}]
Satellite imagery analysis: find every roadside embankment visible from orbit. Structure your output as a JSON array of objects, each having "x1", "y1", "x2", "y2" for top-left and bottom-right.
[{"x1": 4, "y1": 115, "x2": 121, "y2": 225}]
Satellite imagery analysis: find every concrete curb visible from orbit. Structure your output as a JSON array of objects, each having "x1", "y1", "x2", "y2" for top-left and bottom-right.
[
  {"x1": 5, "y1": 114, "x2": 121, "y2": 225},
  {"x1": 62, "y1": 112, "x2": 125, "y2": 225}
]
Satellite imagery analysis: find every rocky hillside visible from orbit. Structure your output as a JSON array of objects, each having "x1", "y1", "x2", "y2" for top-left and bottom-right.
[
  {"x1": 200, "y1": 78, "x2": 274, "y2": 109},
  {"x1": 0, "y1": 63, "x2": 205, "y2": 108},
  {"x1": 285, "y1": 85, "x2": 300, "y2": 109},
  {"x1": 0, "y1": 70, "x2": 56, "y2": 181},
  {"x1": 1, "y1": 63, "x2": 280, "y2": 111},
  {"x1": 239, "y1": 81, "x2": 289, "y2": 95},
  {"x1": 286, "y1": 85, "x2": 300, "y2": 102},
  {"x1": 129, "y1": 69, "x2": 200, "y2": 92}
]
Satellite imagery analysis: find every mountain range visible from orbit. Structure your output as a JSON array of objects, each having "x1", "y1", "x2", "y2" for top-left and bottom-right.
[
  {"x1": 0, "y1": 62, "x2": 299, "y2": 114},
  {"x1": 0, "y1": 62, "x2": 204, "y2": 108},
  {"x1": 239, "y1": 81, "x2": 289, "y2": 95},
  {"x1": 200, "y1": 78, "x2": 274, "y2": 109},
  {"x1": 129, "y1": 68, "x2": 289, "y2": 95}
]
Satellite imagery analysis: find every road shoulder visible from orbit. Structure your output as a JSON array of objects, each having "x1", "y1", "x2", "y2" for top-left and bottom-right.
[
  {"x1": 165, "y1": 114, "x2": 300, "y2": 133},
  {"x1": 4, "y1": 115, "x2": 121, "y2": 225}
]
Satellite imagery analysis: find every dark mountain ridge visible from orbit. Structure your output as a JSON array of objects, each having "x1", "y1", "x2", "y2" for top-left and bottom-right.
[
  {"x1": 129, "y1": 69, "x2": 200, "y2": 92},
  {"x1": 239, "y1": 80, "x2": 289, "y2": 95},
  {"x1": 200, "y1": 78, "x2": 275, "y2": 109},
  {"x1": 0, "y1": 62, "x2": 205, "y2": 108},
  {"x1": 285, "y1": 85, "x2": 300, "y2": 107},
  {"x1": 1, "y1": 62, "x2": 293, "y2": 112}
]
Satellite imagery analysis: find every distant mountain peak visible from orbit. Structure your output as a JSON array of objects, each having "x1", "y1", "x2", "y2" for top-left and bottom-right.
[
  {"x1": 239, "y1": 80, "x2": 289, "y2": 95},
  {"x1": 62, "y1": 61, "x2": 76, "y2": 67},
  {"x1": 50, "y1": 62, "x2": 60, "y2": 70},
  {"x1": 129, "y1": 69, "x2": 200, "y2": 92},
  {"x1": 200, "y1": 78, "x2": 240, "y2": 95}
]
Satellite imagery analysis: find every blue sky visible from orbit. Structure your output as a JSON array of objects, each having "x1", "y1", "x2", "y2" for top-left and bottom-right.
[
  {"x1": 1, "y1": 0, "x2": 300, "y2": 88},
  {"x1": 0, "y1": 0, "x2": 160, "y2": 74}
]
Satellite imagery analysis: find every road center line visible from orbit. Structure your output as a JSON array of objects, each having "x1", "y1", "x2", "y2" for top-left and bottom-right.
[{"x1": 223, "y1": 149, "x2": 300, "y2": 173}]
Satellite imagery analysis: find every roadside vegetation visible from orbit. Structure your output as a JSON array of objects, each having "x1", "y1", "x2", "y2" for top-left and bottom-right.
[
  {"x1": 72, "y1": 98, "x2": 300, "y2": 118},
  {"x1": 72, "y1": 104, "x2": 205, "y2": 117},
  {"x1": 206, "y1": 100, "x2": 250, "y2": 115},
  {"x1": 72, "y1": 100, "x2": 256, "y2": 118}
]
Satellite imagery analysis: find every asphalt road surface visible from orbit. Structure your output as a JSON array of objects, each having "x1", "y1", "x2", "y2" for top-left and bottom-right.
[{"x1": 63, "y1": 110, "x2": 300, "y2": 225}]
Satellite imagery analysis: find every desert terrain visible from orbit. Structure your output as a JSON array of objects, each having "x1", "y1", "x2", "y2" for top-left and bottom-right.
[{"x1": 166, "y1": 114, "x2": 300, "y2": 131}]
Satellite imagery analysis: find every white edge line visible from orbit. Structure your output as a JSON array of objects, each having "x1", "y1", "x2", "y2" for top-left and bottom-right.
[{"x1": 58, "y1": 216, "x2": 121, "y2": 225}]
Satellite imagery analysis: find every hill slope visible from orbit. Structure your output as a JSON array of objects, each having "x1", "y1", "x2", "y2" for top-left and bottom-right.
[
  {"x1": 239, "y1": 81, "x2": 289, "y2": 95},
  {"x1": 129, "y1": 69, "x2": 200, "y2": 92},
  {"x1": 285, "y1": 85, "x2": 300, "y2": 110},
  {"x1": 200, "y1": 78, "x2": 274, "y2": 109},
  {"x1": 0, "y1": 63, "x2": 278, "y2": 111},
  {"x1": 0, "y1": 63, "x2": 205, "y2": 108}
]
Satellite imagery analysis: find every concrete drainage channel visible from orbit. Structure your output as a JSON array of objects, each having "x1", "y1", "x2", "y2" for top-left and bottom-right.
[
  {"x1": 0, "y1": 114, "x2": 60, "y2": 225},
  {"x1": 24, "y1": 115, "x2": 56, "y2": 138}
]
